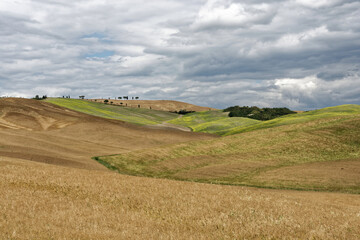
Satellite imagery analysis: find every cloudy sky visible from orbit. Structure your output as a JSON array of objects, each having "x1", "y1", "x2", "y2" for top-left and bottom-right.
[{"x1": 1, "y1": 0, "x2": 360, "y2": 109}]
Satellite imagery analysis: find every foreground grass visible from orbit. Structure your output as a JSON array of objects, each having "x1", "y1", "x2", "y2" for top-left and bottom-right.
[
  {"x1": 1, "y1": 157, "x2": 360, "y2": 239},
  {"x1": 46, "y1": 98, "x2": 179, "y2": 125},
  {"x1": 97, "y1": 105, "x2": 360, "y2": 194},
  {"x1": 168, "y1": 110, "x2": 260, "y2": 135}
]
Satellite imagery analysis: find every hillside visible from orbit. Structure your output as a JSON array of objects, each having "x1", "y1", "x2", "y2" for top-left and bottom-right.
[
  {"x1": 98, "y1": 105, "x2": 360, "y2": 193},
  {"x1": 45, "y1": 98, "x2": 180, "y2": 125},
  {"x1": 86, "y1": 99, "x2": 217, "y2": 112},
  {"x1": 168, "y1": 110, "x2": 261, "y2": 135},
  {"x1": 225, "y1": 104, "x2": 360, "y2": 135},
  {"x1": 0, "y1": 98, "x2": 214, "y2": 169}
]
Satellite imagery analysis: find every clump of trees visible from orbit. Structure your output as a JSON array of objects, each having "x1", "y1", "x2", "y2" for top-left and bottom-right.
[
  {"x1": 171, "y1": 109, "x2": 195, "y2": 115},
  {"x1": 118, "y1": 96, "x2": 139, "y2": 100},
  {"x1": 223, "y1": 106, "x2": 295, "y2": 121},
  {"x1": 33, "y1": 95, "x2": 47, "y2": 100}
]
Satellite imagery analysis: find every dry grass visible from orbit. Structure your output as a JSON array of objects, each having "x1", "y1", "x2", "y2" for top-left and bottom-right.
[
  {"x1": 1, "y1": 157, "x2": 360, "y2": 239},
  {"x1": 98, "y1": 114, "x2": 360, "y2": 193},
  {"x1": 254, "y1": 159, "x2": 360, "y2": 192},
  {"x1": 87, "y1": 99, "x2": 217, "y2": 112}
]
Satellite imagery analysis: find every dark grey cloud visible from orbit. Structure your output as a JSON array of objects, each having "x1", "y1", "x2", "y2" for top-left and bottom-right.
[{"x1": 0, "y1": 0, "x2": 359, "y2": 110}]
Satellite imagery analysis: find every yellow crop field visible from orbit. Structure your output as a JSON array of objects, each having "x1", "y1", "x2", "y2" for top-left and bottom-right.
[{"x1": 1, "y1": 157, "x2": 360, "y2": 239}]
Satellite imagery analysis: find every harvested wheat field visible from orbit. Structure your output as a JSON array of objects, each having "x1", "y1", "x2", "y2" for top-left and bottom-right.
[
  {"x1": 1, "y1": 157, "x2": 360, "y2": 239},
  {"x1": 86, "y1": 99, "x2": 217, "y2": 112},
  {"x1": 1, "y1": 98, "x2": 360, "y2": 239}
]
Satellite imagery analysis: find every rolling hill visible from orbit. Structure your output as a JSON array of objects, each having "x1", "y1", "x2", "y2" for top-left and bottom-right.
[
  {"x1": 225, "y1": 104, "x2": 360, "y2": 135},
  {"x1": 45, "y1": 98, "x2": 180, "y2": 125},
  {"x1": 1, "y1": 98, "x2": 360, "y2": 239},
  {"x1": 97, "y1": 105, "x2": 360, "y2": 193},
  {"x1": 168, "y1": 110, "x2": 261, "y2": 135},
  {"x1": 86, "y1": 98, "x2": 217, "y2": 112},
  {"x1": 0, "y1": 98, "x2": 214, "y2": 169}
]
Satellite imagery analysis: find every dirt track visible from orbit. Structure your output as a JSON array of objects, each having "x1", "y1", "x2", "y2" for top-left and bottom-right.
[{"x1": 0, "y1": 98, "x2": 215, "y2": 170}]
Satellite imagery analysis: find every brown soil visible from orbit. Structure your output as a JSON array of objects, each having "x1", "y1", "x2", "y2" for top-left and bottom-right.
[
  {"x1": 87, "y1": 99, "x2": 218, "y2": 112},
  {"x1": 0, "y1": 98, "x2": 215, "y2": 170}
]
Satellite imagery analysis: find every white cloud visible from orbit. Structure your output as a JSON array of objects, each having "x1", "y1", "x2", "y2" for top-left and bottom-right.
[{"x1": 192, "y1": 0, "x2": 275, "y2": 30}]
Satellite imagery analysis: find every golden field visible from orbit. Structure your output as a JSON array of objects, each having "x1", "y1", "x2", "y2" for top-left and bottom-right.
[{"x1": 1, "y1": 157, "x2": 360, "y2": 239}]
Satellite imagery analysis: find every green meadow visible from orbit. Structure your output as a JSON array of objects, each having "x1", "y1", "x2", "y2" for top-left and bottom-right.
[
  {"x1": 96, "y1": 104, "x2": 360, "y2": 193},
  {"x1": 168, "y1": 104, "x2": 360, "y2": 136},
  {"x1": 225, "y1": 104, "x2": 360, "y2": 135},
  {"x1": 46, "y1": 98, "x2": 179, "y2": 125},
  {"x1": 168, "y1": 110, "x2": 260, "y2": 135}
]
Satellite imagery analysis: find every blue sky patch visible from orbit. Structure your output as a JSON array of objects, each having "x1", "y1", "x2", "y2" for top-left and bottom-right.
[{"x1": 85, "y1": 50, "x2": 115, "y2": 58}]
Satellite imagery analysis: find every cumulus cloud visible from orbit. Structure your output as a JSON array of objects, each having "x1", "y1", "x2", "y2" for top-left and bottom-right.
[
  {"x1": 191, "y1": 0, "x2": 276, "y2": 30},
  {"x1": 0, "y1": 0, "x2": 360, "y2": 109}
]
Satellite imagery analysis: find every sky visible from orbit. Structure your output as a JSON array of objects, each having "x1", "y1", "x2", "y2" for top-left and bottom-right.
[{"x1": 1, "y1": 0, "x2": 360, "y2": 110}]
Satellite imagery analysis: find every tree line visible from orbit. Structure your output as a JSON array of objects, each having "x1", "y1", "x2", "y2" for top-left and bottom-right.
[{"x1": 223, "y1": 106, "x2": 295, "y2": 121}]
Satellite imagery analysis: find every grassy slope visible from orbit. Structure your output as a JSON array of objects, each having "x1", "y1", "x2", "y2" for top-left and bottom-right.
[
  {"x1": 168, "y1": 110, "x2": 260, "y2": 135},
  {"x1": 225, "y1": 104, "x2": 360, "y2": 135},
  {"x1": 97, "y1": 105, "x2": 360, "y2": 193},
  {"x1": 46, "y1": 98, "x2": 179, "y2": 125}
]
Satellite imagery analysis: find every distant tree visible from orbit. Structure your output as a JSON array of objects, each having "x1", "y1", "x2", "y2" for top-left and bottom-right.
[
  {"x1": 33, "y1": 95, "x2": 47, "y2": 100},
  {"x1": 104, "y1": 99, "x2": 109, "y2": 103},
  {"x1": 118, "y1": 97, "x2": 122, "y2": 99},
  {"x1": 224, "y1": 106, "x2": 295, "y2": 121},
  {"x1": 79, "y1": 95, "x2": 85, "y2": 99},
  {"x1": 135, "y1": 97, "x2": 139, "y2": 99},
  {"x1": 176, "y1": 109, "x2": 195, "y2": 115}
]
